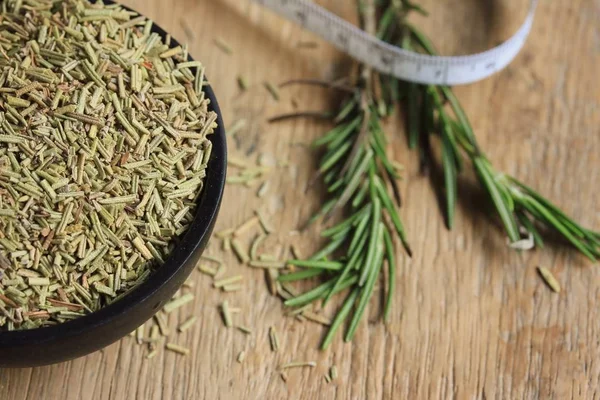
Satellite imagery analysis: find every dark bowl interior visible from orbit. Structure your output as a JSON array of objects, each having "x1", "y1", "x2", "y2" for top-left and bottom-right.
[{"x1": 0, "y1": 1, "x2": 227, "y2": 367}]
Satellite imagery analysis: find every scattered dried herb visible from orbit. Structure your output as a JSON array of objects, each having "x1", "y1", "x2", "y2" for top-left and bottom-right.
[
  {"x1": 166, "y1": 342, "x2": 190, "y2": 356},
  {"x1": 237, "y1": 350, "x2": 246, "y2": 363},
  {"x1": 154, "y1": 312, "x2": 171, "y2": 336},
  {"x1": 237, "y1": 325, "x2": 252, "y2": 335},
  {"x1": 257, "y1": 181, "x2": 269, "y2": 198},
  {"x1": 146, "y1": 349, "x2": 159, "y2": 359},
  {"x1": 223, "y1": 283, "x2": 243, "y2": 292},
  {"x1": 214, "y1": 275, "x2": 243, "y2": 288},
  {"x1": 330, "y1": 365, "x2": 338, "y2": 380},
  {"x1": 213, "y1": 37, "x2": 233, "y2": 55},
  {"x1": 226, "y1": 119, "x2": 246, "y2": 137},
  {"x1": 231, "y1": 239, "x2": 250, "y2": 264},
  {"x1": 537, "y1": 267, "x2": 561, "y2": 293},
  {"x1": 198, "y1": 264, "x2": 218, "y2": 276},
  {"x1": 163, "y1": 293, "x2": 194, "y2": 313},
  {"x1": 279, "y1": 361, "x2": 317, "y2": 370},
  {"x1": 136, "y1": 324, "x2": 145, "y2": 345},
  {"x1": 177, "y1": 316, "x2": 197, "y2": 333},
  {"x1": 264, "y1": 82, "x2": 280, "y2": 101},
  {"x1": 237, "y1": 75, "x2": 249, "y2": 91},
  {"x1": 234, "y1": 216, "x2": 259, "y2": 237},
  {"x1": 268, "y1": 325, "x2": 279, "y2": 352},
  {"x1": 280, "y1": 372, "x2": 289, "y2": 382},
  {"x1": 220, "y1": 300, "x2": 232, "y2": 327}
]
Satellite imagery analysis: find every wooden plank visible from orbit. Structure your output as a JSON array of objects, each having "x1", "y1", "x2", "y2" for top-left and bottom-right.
[{"x1": 1, "y1": 0, "x2": 599, "y2": 399}]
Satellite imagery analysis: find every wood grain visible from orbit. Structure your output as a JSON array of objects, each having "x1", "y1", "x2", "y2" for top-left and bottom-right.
[{"x1": 1, "y1": 0, "x2": 599, "y2": 399}]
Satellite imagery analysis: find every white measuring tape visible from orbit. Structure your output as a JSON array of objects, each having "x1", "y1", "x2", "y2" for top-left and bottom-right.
[{"x1": 250, "y1": 0, "x2": 539, "y2": 86}]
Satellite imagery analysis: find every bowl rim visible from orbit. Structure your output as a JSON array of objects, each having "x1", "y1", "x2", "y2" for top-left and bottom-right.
[{"x1": 0, "y1": 2, "x2": 227, "y2": 346}]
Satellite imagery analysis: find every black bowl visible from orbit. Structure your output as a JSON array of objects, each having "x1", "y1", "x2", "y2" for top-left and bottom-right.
[{"x1": 0, "y1": 2, "x2": 227, "y2": 367}]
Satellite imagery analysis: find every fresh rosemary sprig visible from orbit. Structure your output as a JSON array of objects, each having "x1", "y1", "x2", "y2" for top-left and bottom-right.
[
  {"x1": 281, "y1": 89, "x2": 410, "y2": 348},
  {"x1": 281, "y1": 0, "x2": 599, "y2": 349},
  {"x1": 279, "y1": 1, "x2": 410, "y2": 349},
  {"x1": 376, "y1": 0, "x2": 600, "y2": 261}
]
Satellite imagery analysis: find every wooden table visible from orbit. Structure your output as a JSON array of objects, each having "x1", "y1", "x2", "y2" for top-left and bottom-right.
[{"x1": 2, "y1": 1, "x2": 599, "y2": 399}]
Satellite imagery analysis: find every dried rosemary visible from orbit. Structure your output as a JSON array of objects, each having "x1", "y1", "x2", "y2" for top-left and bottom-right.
[
  {"x1": 537, "y1": 267, "x2": 561, "y2": 293},
  {"x1": 0, "y1": 0, "x2": 218, "y2": 330}
]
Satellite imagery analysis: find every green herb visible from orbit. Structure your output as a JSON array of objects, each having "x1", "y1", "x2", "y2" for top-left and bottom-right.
[
  {"x1": 330, "y1": 365, "x2": 338, "y2": 380},
  {"x1": 148, "y1": 325, "x2": 161, "y2": 350},
  {"x1": 280, "y1": 372, "x2": 289, "y2": 382},
  {"x1": 254, "y1": 210, "x2": 274, "y2": 234},
  {"x1": 0, "y1": 0, "x2": 217, "y2": 330},
  {"x1": 264, "y1": 82, "x2": 280, "y2": 101},
  {"x1": 268, "y1": 325, "x2": 279, "y2": 352},
  {"x1": 276, "y1": 0, "x2": 599, "y2": 349},
  {"x1": 237, "y1": 325, "x2": 252, "y2": 335},
  {"x1": 237, "y1": 350, "x2": 246, "y2": 363},
  {"x1": 221, "y1": 301, "x2": 233, "y2": 327},
  {"x1": 227, "y1": 175, "x2": 256, "y2": 185},
  {"x1": 278, "y1": 0, "x2": 407, "y2": 346},
  {"x1": 223, "y1": 283, "x2": 244, "y2": 292},
  {"x1": 177, "y1": 316, "x2": 197, "y2": 333},
  {"x1": 257, "y1": 181, "x2": 270, "y2": 198},
  {"x1": 537, "y1": 267, "x2": 561, "y2": 293},
  {"x1": 136, "y1": 324, "x2": 145, "y2": 345},
  {"x1": 163, "y1": 293, "x2": 194, "y2": 314},
  {"x1": 250, "y1": 234, "x2": 267, "y2": 260},
  {"x1": 214, "y1": 275, "x2": 243, "y2": 288},
  {"x1": 154, "y1": 312, "x2": 171, "y2": 337},
  {"x1": 279, "y1": 361, "x2": 317, "y2": 370},
  {"x1": 238, "y1": 75, "x2": 249, "y2": 91},
  {"x1": 226, "y1": 119, "x2": 247, "y2": 137},
  {"x1": 234, "y1": 216, "x2": 260, "y2": 237},
  {"x1": 201, "y1": 255, "x2": 224, "y2": 265},
  {"x1": 146, "y1": 349, "x2": 159, "y2": 359},
  {"x1": 165, "y1": 343, "x2": 190, "y2": 356},
  {"x1": 231, "y1": 239, "x2": 250, "y2": 264},
  {"x1": 266, "y1": 268, "x2": 281, "y2": 296},
  {"x1": 215, "y1": 264, "x2": 225, "y2": 279},
  {"x1": 223, "y1": 237, "x2": 232, "y2": 252},
  {"x1": 198, "y1": 264, "x2": 219, "y2": 276},
  {"x1": 249, "y1": 260, "x2": 286, "y2": 269},
  {"x1": 376, "y1": 0, "x2": 599, "y2": 260},
  {"x1": 260, "y1": 254, "x2": 278, "y2": 262},
  {"x1": 302, "y1": 311, "x2": 331, "y2": 326},
  {"x1": 183, "y1": 281, "x2": 195, "y2": 289},
  {"x1": 28, "y1": 277, "x2": 50, "y2": 286},
  {"x1": 214, "y1": 37, "x2": 233, "y2": 54},
  {"x1": 215, "y1": 228, "x2": 235, "y2": 239}
]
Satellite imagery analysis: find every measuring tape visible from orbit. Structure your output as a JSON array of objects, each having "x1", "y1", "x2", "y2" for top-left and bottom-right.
[{"x1": 250, "y1": 0, "x2": 539, "y2": 86}]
